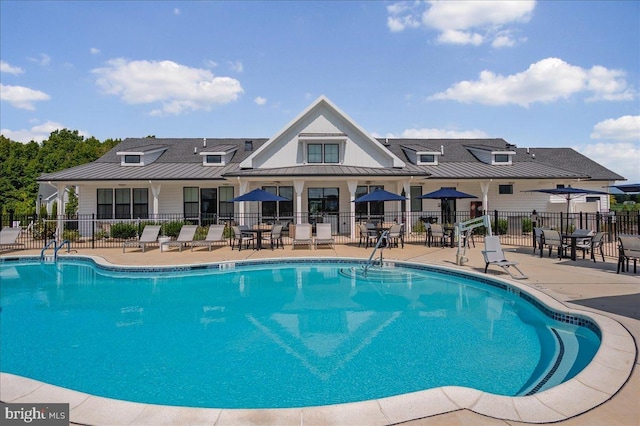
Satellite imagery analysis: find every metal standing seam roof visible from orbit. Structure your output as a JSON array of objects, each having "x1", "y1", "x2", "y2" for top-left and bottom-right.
[{"x1": 37, "y1": 137, "x2": 624, "y2": 182}]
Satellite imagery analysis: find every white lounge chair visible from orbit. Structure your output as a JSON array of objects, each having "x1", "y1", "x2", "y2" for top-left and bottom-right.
[
  {"x1": 292, "y1": 223, "x2": 313, "y2": 249},
  {"x1": 123, "y1": 225, "x2": 161, "y2": 253},
  {"x1": 482, "y1": 236, "x2": 527, "y2": 279},
  {"x1": 314, "y1": 223, "x2": 334, "y2": 249},
  {"x1": 0, "y1": 226, "x2": 24, "y2": 252},
  {"x1": 163, "y1": 224, "x2": 198, "y2": 252},
  {"x1": 191, "y1": 225, "x2": 226, "y2": 251}
]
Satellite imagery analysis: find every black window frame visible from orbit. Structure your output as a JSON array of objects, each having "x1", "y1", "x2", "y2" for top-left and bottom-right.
[
  {"x1": 498, "y1": 184, "x2": 513, "y2": 195},
  {"x1": 124, "y1": 155, "x2": 141, "y2": 164}
]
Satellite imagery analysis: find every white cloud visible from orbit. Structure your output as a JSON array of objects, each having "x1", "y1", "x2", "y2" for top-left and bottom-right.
[
  {"x1": 429, "y1": 57, "x2": 636, "y2": 107},
  {"x1": 173, "y1": 8, "x2": 180, "y2": 15},
  {"x1": 0, "y1": 61, "x2": 24, "y2": 75},
  {"x1": 387, "y1": 0, "x2": 534, "y2": 47},
  {"x1": 1, "y1": 121, "x2": 66, "y2": 143},
  {"x1": 28, "y1": 53, "x2": 51, "y2": 66},
  {"x1": 228, "y1": 60, "x2": 243, "y2": 73},
  {"x1": 90, "y1": 47, "x2": 101, "y2": 55},
  {"x1": 205, "y1": 60, "x2": 218, "y2": 69},
  {"x1": 380, "y1": 127, "x2": 489, "y2": 139},
  {"x1": 254, "y1": 96, "x2": 267, "y2": 105},
  {"x1": 591, "y1": 116, "x2": 640, "y2": 141},
  {"x1": 92, "y1": 58, "x2": 244, "y2": 116},
  {"x1": 576, "y1": 142, "x2": 640, "y2": 183},
  {"x1": 0, "y1": 84, "x2": 51, "y2": 110}
]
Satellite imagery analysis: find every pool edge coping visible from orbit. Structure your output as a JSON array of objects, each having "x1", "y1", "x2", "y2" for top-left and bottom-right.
[{"x1": 0, "y1": 255, "x2": 636, "y2": 425}]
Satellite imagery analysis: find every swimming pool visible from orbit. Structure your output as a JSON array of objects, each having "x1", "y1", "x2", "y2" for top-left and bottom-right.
[{"x1": 0, "y1": 257, "x2": 601, "y2": 410}]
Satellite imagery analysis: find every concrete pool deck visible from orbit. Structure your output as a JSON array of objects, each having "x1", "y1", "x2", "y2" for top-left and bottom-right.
[{"x1": 1, "y1": 241, "x2": 638, "y2": 425}]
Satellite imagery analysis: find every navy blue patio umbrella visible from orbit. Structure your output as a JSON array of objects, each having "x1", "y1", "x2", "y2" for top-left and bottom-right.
[
  {"x1": 609, "y1": 183, "x2": 640, "y2": 193},
  {"x1": 417, "y1": 188, "x2": 477, "y2": 200},
  {"x1": 231, "y1": 188, "x2": 290, "y2": 202},
  {"x1": 352, "y1": 188, "x2": 407, "y2": 203}
]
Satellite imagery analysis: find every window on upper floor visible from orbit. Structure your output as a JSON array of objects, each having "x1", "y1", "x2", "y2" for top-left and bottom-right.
[
  {"x1": 307, "y1": 143, "x2": 339, "y2": 164},
  {"x1": 205, "y1": 155, "x2": 222, "y2": 164},
  {"x1": 494, "y1": 154, "x2": 510, "y2": 163},
  {"x1": 419, "y1": 154, "x2": 435, "y2": 163},
  {"x1": 124, "y1": 155, "x2": 141, "y2": 164}
]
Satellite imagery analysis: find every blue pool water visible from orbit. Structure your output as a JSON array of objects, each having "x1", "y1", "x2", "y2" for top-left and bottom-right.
[{"x1": 0, "y1": 258, "x2": 600, "y2": 408}]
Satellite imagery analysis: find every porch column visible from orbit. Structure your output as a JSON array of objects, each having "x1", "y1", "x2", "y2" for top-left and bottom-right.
[
  {"x1": 347, "y1": 180, "x2": 358, "y2": 239},
  {"x1": 150, "y1": 181, "x2": 161, "y2": 218},
  {"x1": 481, "y1": 181, "x2": 491, "y2": 214},
  {"x1": 237, "y1": 179, "x2": 249, "y2": 225},
  {"x1": 56, "y1": 183, "x2": 66, "y2": 241},
  {"x1": 402, "y1": 179, "x2": 412, "y2": 234},
  {"x1": 293, "y1": 180, "x2": 305, "y2": 224}
]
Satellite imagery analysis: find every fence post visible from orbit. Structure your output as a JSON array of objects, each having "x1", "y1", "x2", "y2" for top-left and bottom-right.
[
  {"x1": 8, "y1": 210, "x2": 14, "y2": 227},
  {"x1": 92, "y1": 213, "x2": 95, "y2": 249},
  {"x1": 493, "y1": 210, "x2": 499, "y2": 235}
]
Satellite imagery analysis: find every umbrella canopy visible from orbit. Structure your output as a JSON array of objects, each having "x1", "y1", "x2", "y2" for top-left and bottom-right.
[
  {"x1": 353, "y1": 188, "x2": 406, "y2": 203},
  {"x1": 610, "y1": 183, "x2": 640, "y2": 193},
  {"x1": 524, "y1": 187, "x2": 609, "y2": 214},
  {"x1": 418, "y1": 188, "x2": 477, "y2": 200},
  {"x1": 231, "y1": 188, "x2": 290, "y2": 202}
]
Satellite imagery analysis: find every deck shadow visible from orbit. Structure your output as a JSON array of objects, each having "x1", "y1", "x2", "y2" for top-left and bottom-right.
[{"x1": 569, "y1": 293, "x2": 640, "y2": 320}]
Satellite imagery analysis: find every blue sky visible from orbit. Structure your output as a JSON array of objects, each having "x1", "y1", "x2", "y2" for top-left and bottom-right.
[{"x1": 1, "y1": 1, "x2": 638, "y2": 183}]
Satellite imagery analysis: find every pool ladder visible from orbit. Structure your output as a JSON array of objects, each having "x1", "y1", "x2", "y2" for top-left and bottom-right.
[
  {"x1": 40, "y1": 239, "x2": 75, "y2": 261},
  {"x1": 364, "y1": 230, "x2": 389, "y2": 274}
]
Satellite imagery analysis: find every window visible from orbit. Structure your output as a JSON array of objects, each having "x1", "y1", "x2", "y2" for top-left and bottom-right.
[
  {"x1": 498, "y1": 184, "x2": 513, "y2": 195},
  {"x1": 410, "y1": 186, "x2": 422, "y2": 212},
  {"x1": 115, "y1": 188, "x2": 131, "y2": 219},
  {"x1": 355, "y1": 185, "x2": 384, "y2": 219},
  {"x1": 219, "y1": 187, "x2": 234, "y2": 220},
  {"x1": 419, "y1": 154, "x2": 435, "y2": 163},
  {"x1": 494, "y1": 154, "x2": 510, "y2": 163},
  {"x1": 586, "y1": 196, "x2": 600, "y2": 203},
  {"x1": 206, "y1": 155, "x2": 222, "y2": 164},
  {"x1": 307, "y1": 143, "x2": 339, "y2": 164},
  {"x1": 97, "y1": 189, "x2": 113, "y2": 219},
  {"x1": 308, "y1": 188, "x2": 339, "y2": 217},
  {"x1": 261, "y1": 186, "x2": 294, "y2": 220},
  {"x1": 200, "y1": 188, "x2": 217, "y2": 218},
  {"x1": 556, "y1": 184, "x2": 565, "y2": 189},
  {"x1": 124, "y1": 155, "x2": 141, "y2": 164},
  {"x1": 133, "y1": 188, "x2": 148, "y2": 219},
  {"x1": 183, "y1": 187, "x2": 199, "y2": 218}
]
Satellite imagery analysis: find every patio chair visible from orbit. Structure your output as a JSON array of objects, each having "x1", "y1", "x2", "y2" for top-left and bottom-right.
[
  {"x1": 533, "y1": 227, "x2": 544, "y2": 254},
  {"x1": 482, "y1": 236, "x2": 527, "y2": 279},
  {"x1": 617, "y1": 235, "x2": 640, "y2": 274},
  {"x1": 191, "y1": 225, "x2": 227, "y2": 251},
  {"x1": 586, "y1": 232, "x2": 606, "y2": 263},
  {"x1": 572, "y1": 229, "x2": 597, "y2": 261},
  {"x1": 358, "y1": 223, "x2": 378, "y2": 248},
  {"x1": 387, "y1": 223, "x2": 404, "y2": 248},
  {"x1": 262, "y1": 224, "x2": 284, "y2": 250},
  {"x1": 163, "y1": 225, "x2": 198, "y2": 252},
  {"x1": 0, "y1": 226, "x2": 24, "y2": 252},
  {"x1": 123, "y1": 225, "x2": 161, "y2": 253},
  {"x1": 231, "y1": 226, "x2": 254, "y2": 251},
  {"x1": 426, "y1": 224, "x2": 447, "y2": 248},
  {"x1": 541, "y1": 229, "x2": 567, "y2": 258},
  {"x1": 314, "y1": 223, "x2": 335, "y2": 249},
  {"x1": 292, "y1": 223, "x2": 313, "y2": 249}
]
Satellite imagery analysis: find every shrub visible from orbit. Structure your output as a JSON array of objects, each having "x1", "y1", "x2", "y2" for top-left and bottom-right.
[
  {"x1": 413, "y1": 220, "x2": 426, "y2": 233},
  {"x1": 522, "y1": 218, "x2": 532, "y2": 233},
  {"x1": 110, "y1": 222, "x2": 138, "y2": 239},
  {"x1": 492, "y1": 219, "x2": 508, "y2": 235},
  {"x1": 162, "y1": 221, "x2": 185, "y2": 238},
  {"x1": 62, "y1": 229, "x2": 80, "y2": 242}
]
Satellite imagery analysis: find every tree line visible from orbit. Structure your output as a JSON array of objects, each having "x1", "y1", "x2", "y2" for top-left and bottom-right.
[{"x1": 0, "y1": 129, "x2": 120, "y2": 215}]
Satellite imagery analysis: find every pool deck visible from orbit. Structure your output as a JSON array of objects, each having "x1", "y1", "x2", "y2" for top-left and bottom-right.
[{"x1": 1, "y1": 241, "x2": 638, "y2": 426}]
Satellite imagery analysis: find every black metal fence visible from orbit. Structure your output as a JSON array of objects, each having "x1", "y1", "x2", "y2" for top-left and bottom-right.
[{"x1": 2, "y1": 210, "x2": 638, "y2": 258}]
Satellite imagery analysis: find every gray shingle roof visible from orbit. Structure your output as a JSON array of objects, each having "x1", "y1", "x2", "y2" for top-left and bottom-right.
[{"x1": 38, "y1": 137, "x2": 624, "y2": 182}]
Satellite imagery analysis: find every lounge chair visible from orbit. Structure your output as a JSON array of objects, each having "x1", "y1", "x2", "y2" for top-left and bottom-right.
[
  {"x1": 0, "y1": 226, "x2": 24, "y2": 252},
  {"x1": 231, "y1": 226, "x2": 254, "y2": 251},
  {"x1": 163, "y1": 225, "x2": 198, "y2": 252},
  {"x1": 314, "y1": 223, "x2": 335, "y2": 249},
  {"x1": 617, "y1": 235, "x2": 640, "y2": 274},
  {"x1": 541, "y1": 229, "x2": 567, "y2": 258},
  {"x1": 190, "y1": 225, "x2": 226, "y2": 251},
  {"x1": 262, "y1": 224, "x2": 284, "y2": 250},
  {"x1": 123, "y1": 225, "x2": 161, "y2": 253},
  {"x1": 358, "y1": 223, "x2": 377, "y2": 248},
  {"x1": 482, "y1": 236, "x2": 527, "y2": 279},
  {"x1": 292, "y1": 223, "x2": 313, "y2": 249},
  {"x1": 387, "y1": 223, "x2": 404, "y2": 248}
]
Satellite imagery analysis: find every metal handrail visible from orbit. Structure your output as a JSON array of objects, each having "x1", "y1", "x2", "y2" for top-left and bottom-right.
[
  {"x1": 54, "y1": 240, "x2": 71, "y2": 259},
  {"x1": 364, "y1": 230, "x2": 389, "y2": 273},
  {"x1": 40, "y1": 240, "x2": 57, "y2": 260}
]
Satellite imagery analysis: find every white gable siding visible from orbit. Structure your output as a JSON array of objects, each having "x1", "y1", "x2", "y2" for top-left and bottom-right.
[{"x1": 250, "y1": 104, "x2": 395, "y2": 169}]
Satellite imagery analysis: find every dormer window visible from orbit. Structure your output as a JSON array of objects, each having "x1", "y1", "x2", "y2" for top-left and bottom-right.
[
  {"x1": 205, "y1": 155, "x2": 222, "y2": 164},
  {"x1": 494, "y1": 154, "x2": 510, "y2": 163},
  {"x1": 124, "y1": 155, "x2": 141, "y2": 164},
  {"x1": 200, "y1": 145, "x2": 237, "y2": 166},
  {"x1": 417, "y1": 152, "x2": 440, "y2": 165},
  {"x1": 117, "y1": 145, "x2": 167, "y2": 166}
]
